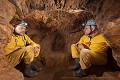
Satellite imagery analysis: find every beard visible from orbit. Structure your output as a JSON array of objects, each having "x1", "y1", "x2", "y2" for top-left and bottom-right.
[{"x1": 19, "y1": 31, "x2": 26, "y2": 35}]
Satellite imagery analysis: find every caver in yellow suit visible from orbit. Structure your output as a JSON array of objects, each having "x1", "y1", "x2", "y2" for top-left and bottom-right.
[
  {"x1": 71, "y1": 19, "x2": 110, "y2": 77},
  {"x1": 71, "y1": 32, "x2": 109, "y2": 69},
  {"x1": 5, "y1": 21, "x2": 41, "y2": 77},
  {"x1": 5, "y1": 34, "x2": 40, "y2": 66}
]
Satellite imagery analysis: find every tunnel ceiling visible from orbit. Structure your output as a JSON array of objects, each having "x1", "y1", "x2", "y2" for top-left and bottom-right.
[{"x1": 0, "y1": 0, "x2": 120, "y2": 80}]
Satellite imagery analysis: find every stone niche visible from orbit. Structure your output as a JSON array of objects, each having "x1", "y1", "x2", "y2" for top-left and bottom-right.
[{"x1": 24, "y1": 10, "x2": 93, "y2": 67}]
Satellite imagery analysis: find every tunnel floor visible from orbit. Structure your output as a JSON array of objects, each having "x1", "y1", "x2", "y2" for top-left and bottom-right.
[{"x1": 23, "y1": 59, "x2": 120, "y2": 80}]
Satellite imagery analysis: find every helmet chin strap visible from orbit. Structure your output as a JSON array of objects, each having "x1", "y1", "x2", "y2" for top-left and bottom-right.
[{"x1": 87, "y1": 25, "x2": 93, "y2": 38}]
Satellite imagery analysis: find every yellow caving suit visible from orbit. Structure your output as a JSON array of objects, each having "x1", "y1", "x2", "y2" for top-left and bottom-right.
[
  {"x1": 5, "y1": 34, "x2": 40, "y2": 67},
  {"x1": 71, "y1": 32, "x2": 109, "y2": 69}
]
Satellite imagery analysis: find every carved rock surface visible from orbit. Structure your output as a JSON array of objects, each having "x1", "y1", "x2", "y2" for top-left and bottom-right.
[
  {"x1": 0, "y1": 0, "x2": 120, "y2": 80},
  {"x1": 0, "y1": 0, "x2": 24, "y2": 80}
]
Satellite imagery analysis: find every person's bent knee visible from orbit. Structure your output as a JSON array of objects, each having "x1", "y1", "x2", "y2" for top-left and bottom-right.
[
  {"x1": 80, "y1": 49, "x2": 91, "y2": 58},
  {"x1": 25, "y1": 45, "x2": 34, "y2": 50},
  {"x1": 71, "y1": 44, "x2": 77, "y2": 49},
  {"x1": 22, "y1": 45, "x2": 34, "y2": 54},
  {"x1": 71, "y1": 44, "x2": 80, "y2": 58}
]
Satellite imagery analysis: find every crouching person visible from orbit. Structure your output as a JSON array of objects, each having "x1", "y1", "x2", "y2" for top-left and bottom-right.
[
  {"x1": 70, "y1": 19, "x2": 110, "y2": 77},
  {"x1": 5, "y1": 21, "x2": 41, "y2": 77}
]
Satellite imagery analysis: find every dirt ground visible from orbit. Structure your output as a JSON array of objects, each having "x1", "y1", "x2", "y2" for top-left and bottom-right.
[
  {"x1": 24, "y1": 65, "x2": 120, "y2": 80},
  {"x1": 23, "y1": 59, "x2": 120, "y2": 80}
]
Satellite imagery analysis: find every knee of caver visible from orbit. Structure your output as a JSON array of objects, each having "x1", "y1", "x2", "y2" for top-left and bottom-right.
[
  {"x1": 71, "y1": 44, "x2": 76, "y2": 48},
  {"x1": 80, "y1": 49, "x2": 89, "y2": 58},
  {"x1": 25, "y1": 46, "x2": 34, "y2": 52}
]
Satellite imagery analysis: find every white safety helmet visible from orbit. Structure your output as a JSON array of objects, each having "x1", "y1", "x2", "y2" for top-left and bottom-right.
[
  {"x1": 17, "y1": 21, "x2": 28, "y2": 27},
  {"x1": 82, "y1": 19, "x2": 96, "y2": 26}
]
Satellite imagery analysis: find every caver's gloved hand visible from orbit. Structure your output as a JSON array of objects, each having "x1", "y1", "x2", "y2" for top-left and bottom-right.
[{"x1": 77, "y1": 44, "x2": 84, "y2": 50}]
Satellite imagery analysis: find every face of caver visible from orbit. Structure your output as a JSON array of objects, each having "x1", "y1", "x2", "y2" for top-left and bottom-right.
[
  {"x1": 83, "y1": 25, "x2": 95, "y2": 35},
  {"x1": 15, "y1": 26, "x2": 27, "y2": 35}
]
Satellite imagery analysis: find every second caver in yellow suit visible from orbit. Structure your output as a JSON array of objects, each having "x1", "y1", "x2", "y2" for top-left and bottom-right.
[
  {"x1": 71, "y1": 32, "x2": 109, "y2": 69},
  {"x1": 5, "y1": 34, "x2": 40, "y2": 66}
]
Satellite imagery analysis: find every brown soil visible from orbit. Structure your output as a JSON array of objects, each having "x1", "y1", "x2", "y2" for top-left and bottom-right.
[
  {"x1": 24, "y1": 62, "x2": 120, "y2": 80},
  {"x1": 23, "y1": 50, "x2": 120, "y2": 80}
]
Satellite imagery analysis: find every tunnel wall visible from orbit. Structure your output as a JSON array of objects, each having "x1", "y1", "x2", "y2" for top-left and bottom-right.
[{"x1": 0, "y1": 0, "x2": 120, "y2": 79}]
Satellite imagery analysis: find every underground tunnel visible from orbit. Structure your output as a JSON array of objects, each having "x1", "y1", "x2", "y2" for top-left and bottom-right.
[{"x1": 0, "y1": 0, "x2": 120, "y2": 80}]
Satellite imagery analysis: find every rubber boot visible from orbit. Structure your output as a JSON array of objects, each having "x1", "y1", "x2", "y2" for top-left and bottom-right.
[
  {"x1": 31, "y1": 58, "x2": 42, "y2": 72},
  {"x1": 24, "y1": 63, "x2": 38, "y2": 78},
  {"x1": 73, "y1": 68, "x2": 87, "y2": 77},
  {"x1": 69, "y1": 58, "x2": 81, "y2": 71}
]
